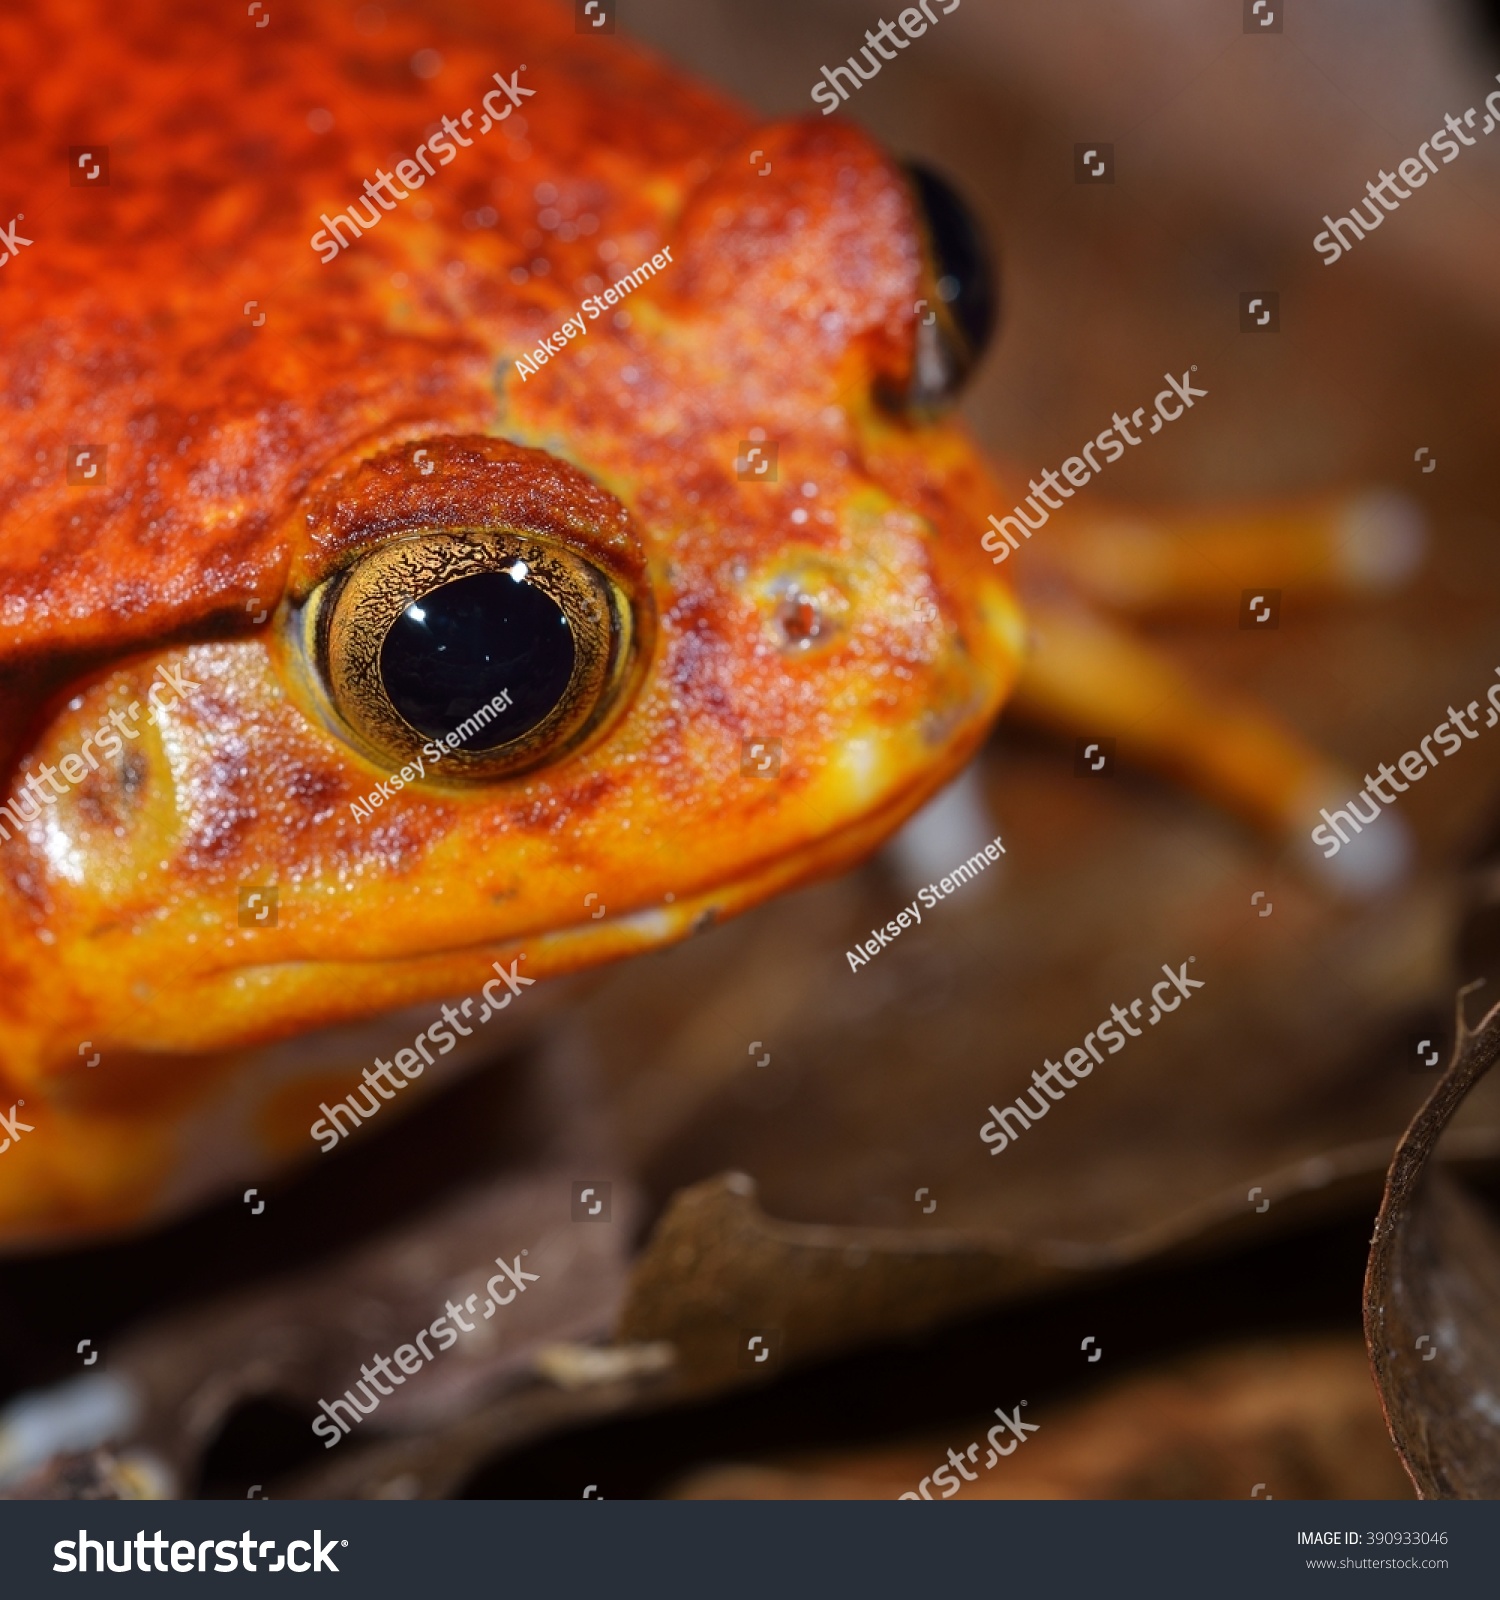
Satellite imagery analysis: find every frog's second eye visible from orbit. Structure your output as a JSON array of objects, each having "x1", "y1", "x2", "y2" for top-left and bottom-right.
[
  {"x1": 308, "y1": 530, "x2": 633, "y2": 780},
  {"x1": 904, "y1": 162, "x2": 999, "y2": 412}
]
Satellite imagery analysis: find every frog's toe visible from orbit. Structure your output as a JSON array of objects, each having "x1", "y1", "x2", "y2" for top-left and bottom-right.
[{"x1": 1298, "y1": 797, "x2": 1415, "y2": 898}]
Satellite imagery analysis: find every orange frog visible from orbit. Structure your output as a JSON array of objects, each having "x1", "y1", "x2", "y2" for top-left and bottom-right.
[{"x1": 0, "y1": 0, "x2": 1411, "y2": 1247}]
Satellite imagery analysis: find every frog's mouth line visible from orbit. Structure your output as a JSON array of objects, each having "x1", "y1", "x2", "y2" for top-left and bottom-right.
[
  {"x1": 231, "y1": 737, "x2": 992, "y2": 995},
  {"x1": 58, "y1": 712, "x2": 1003, "y2": 1069}
]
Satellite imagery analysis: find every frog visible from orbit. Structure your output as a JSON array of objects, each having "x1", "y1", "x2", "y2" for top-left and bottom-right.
[{"x1": 0, "y1": 0, "x2": 1403, "y2": 1248}]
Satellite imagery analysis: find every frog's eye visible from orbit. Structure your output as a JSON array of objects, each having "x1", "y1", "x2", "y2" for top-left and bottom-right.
[
  {"x1": 306, "y1": 531, "x2": 634, "y2": 781},
  {"x1": 904, "y1": 162, "x2": 998, "y2": 411}
]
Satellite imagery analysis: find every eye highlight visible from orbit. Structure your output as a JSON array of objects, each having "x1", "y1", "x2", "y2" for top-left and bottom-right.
[{"x1": 306, "y1": 530, "x2": 634, "y2": 781}]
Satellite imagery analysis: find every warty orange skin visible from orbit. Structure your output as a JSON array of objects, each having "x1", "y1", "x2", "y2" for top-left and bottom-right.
[{"x1": 0, "y1": 0, "x2": 1021, "y2": 1244}]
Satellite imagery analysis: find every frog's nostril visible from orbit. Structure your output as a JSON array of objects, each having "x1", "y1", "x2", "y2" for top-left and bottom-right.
[
  {"x1": 763, "y1": 564, "x2": 851, "y2": 655},
  {"x1": 774, "y1": 593, "x2": 826, "y2": 651}
]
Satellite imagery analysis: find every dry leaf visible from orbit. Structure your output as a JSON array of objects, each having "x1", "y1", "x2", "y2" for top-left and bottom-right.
[{"x1": 1365, "y1": 983, "x2": 1500, "y2": 1497}]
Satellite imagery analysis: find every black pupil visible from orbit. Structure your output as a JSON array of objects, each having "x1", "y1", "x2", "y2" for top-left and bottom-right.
[
  {"x1": 906, "y1": 162, "x2": 996, "y2": 360},
  {"x1": 379, "y1": 567, "x2": 575, "y2": 751}
]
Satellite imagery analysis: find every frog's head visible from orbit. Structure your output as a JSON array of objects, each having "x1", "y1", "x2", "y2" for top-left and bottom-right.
[{"x1": 1, "y1": 35, "x2": 1018, "y2": 1229}]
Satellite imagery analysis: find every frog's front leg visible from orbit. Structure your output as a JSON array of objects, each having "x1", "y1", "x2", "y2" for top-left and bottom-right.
[
  {"x1": 1041, "y1": 491, "x2": 1424, "y2": 614},
  {"x1": 1009, "y1": 601, "x2": 1408, "y2": 892}
]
